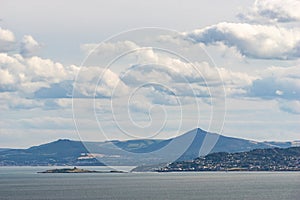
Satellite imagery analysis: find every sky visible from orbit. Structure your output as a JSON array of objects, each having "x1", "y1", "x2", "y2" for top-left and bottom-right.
[{"x1": 0, "y1": 0, "x2": 299, "y2": 148}]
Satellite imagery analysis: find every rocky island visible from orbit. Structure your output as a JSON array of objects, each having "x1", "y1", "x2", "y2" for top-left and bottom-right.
[{"x1": 38, "y1": 167, "x2": 126, "y2": 173}]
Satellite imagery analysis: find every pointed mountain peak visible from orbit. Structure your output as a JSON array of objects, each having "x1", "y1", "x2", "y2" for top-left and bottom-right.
[
  {"x1": 56, "y1": 139, "x2": 73, "y2": 143},
  {"x1": 195, "y1": 128, "x2": 222, "y2": 136},
  {"x1": 176, "y1": 128, "x2": 208, "y2": 139},
  {"x1": 195, "y1": 127, "x2": 206, "y2": 133},
  {"x1": 188, "y1": 127, "x2": 208, "y2": 135},
  {"x1": 188, "y1": 127, "x2": 205, "y2": 132}
]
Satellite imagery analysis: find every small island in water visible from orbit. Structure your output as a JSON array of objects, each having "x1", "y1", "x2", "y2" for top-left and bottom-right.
[{"x1": 38, "y1": 167, "x2": 126, "y2": 173}]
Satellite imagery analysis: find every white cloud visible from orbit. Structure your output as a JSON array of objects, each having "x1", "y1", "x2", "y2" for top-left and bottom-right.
[
  {"x1": 73, "y1": 66, "x2": 128, "y2": 98},
  {"x1": 25, "y1": 56, "x2": 78, "y2": 83},
  {"x1": 121, "y1": 57, "x2": 254, "y2": 100},
  {"x1": 239, "y1": 0, "x2": 300, "y2": 23},
  {"x1": 0, "y1": 92, "x2": 43, "y2": 110},
  {"x1": 0, "y1": 52, "x2": 129, "y2": 107},
  {"x1": 279, "y1": 100, "x2": 300, "y2": 114},
  {"x1": 81, "y1": 40, "x2": 254, "y2": 94},
  {"x1": 0, "y1": 27, "x2": 15, "y2": 52},
  {"x1": 0, "y1": 68, "x2": 14, "y2": 85},
  {"x1": 0, "y1": 27, "x2": 42, "y2": 56},
  {"x1": 184, "y1": 22, "x2": 300, "y2": 59},
  {"x1": 2, "y1": 35, "x2": 296, "y2": 115},
  {"x1": 249, "y1": 65, "x2": 300, "y2": 100},
  {"x1": 20, "y1": 35, "x2": 42, "y2": 57},
  {"x1": 275, "y1": 90, "x2": 283, "y2": 96},
  {"x1": 54, "y1": 98, "x2": 72, "y2": 108},
  {"x1": 78, "y1": 41, "x2": 247, "y2": 109},
  {"x1": 80, "y1": 40, "x2": 140, "y2": 66},
  {"x1": 81, "y1": 40, "x2": 139, "y2": 56},
  {"x1": 0, "y1": 53, "x2": 79, "y2": 96}
]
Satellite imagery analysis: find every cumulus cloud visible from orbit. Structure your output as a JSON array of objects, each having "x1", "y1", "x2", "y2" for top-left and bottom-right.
[
  {"x1": 0, "y1": 52, "x2": 128, "y2": 105},
  {"x1": 0, "y1": 53, "x2": 79, "y2": 95},
  {"x1": 80, "y1": 40, "x2": 140, "y2": 65},
  {"x1": 184, "y1": 22, "x2": 300, "y2": 60},
  {"x1": 118, "y1": 44, "x2": 255, "y2": 100},
  {"x1": 80, "y1": 40, "x2": 252, "y2": 95},
  {"x1": 73, "y1": 66, "x2": 129, "y2": 98},
  {"x1": 239, "y1": 0, "x2": 300, "y2": 23},
  {"x1": 0, "y1": 92, "x2": 43, "y2": 110},
  {"x1": 1, "y1": 27, "x2": 297, "y2": 114},
  {"x1": 20, "y1": 35, "x2": 42, "y2": 57},
  {"x1": 79, "y1": 40, "x2": 244, "y2": 106},
  {"x1": 0, "y1": 27, "x2": 42, "y2": 56},
  {"x1": 80, "y1": 40, "x2": 245, "y2": 102},
  {"x1": 0, "y1": 27, "x2": 16, "y2": 52},
  {"x1": 249, "y1": 65, "x2": 300, "y2": 100},
  {"x1": 79, "y1": 41, "x2": 300, "y2": 117}
]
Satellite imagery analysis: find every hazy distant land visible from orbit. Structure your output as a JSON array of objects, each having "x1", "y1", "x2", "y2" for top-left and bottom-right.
[{"x1": 0, "y1": 128, "x2": 299, "y2": 169}]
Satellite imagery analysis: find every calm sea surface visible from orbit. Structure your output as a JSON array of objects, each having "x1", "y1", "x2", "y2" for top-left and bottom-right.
[{"x1": 0, "y1": 167, "x2": 299, "y2": 200}]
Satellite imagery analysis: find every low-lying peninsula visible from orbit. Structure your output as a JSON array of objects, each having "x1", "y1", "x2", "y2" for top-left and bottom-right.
[
  {"x1": 132, "y1": 147, "x2": 300, "y2": 172},
  {"x1": 38, "y1": 167, "x2": 126, "y2": 173},
  {"x1": 157, "y1": 147, "x2": 300, "y2": 172}
]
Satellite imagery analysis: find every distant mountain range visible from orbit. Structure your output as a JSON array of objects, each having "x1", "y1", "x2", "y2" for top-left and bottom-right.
[
  {"x1": 0, "y1": 139, "x2": 100, "y2": 166},
  {"x1": 0, "y1": 128, "x2": 299, "y2": 166}
]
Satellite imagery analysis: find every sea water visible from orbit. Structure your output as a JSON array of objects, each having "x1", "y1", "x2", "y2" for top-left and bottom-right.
[{"x1": 0, "y1": 167, "x2": 299, "y2": 200}]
